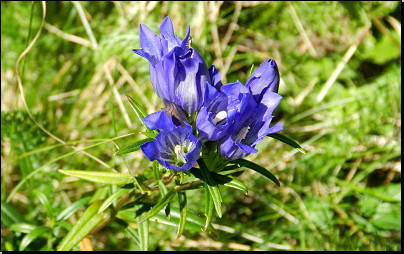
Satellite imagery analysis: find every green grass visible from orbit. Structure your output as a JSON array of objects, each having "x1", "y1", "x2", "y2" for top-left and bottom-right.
[{"x1": 1, "y1": 1, "x2": 401, "y2": 251}]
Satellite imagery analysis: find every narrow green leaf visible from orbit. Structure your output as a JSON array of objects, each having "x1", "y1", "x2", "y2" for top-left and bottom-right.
[
  {"x1": 138, "y1": 219, "x2": 149, "y2": 251},
  {"x1": 1, "y1": 200, "x2": 26, "y2": 227},
  {"x1": 114, "y1": 138, "x2": 154, "y2": 155},
  {"x1": 125, "y1": 95, "x2": 155, "y2": 133},
  {"x1": 268, "y1": 133, "x2": 305, "y2": 154},
  {"x1": 57, "y1": 200, "x2": 103, "y2": 251},
  {"x1": 204, "y1": 184, "x2": 214, "y2": 231},
  {"x1": 19, "y1": 226, "x2": 49, "y2": 251},
  {"x1": 56, "y1": 197, "x2": 91, "y2": 221},
  {"x1": 158, "y1": 181, "x2": 171, "y2": 220},
  {"x1": 9, "y1": 223, "x2": 36, "y2": 234},
  {"x1": 58, "y1": 169, "x2": 135, "y2": 185},
  {"x1": 190, "y1": 168, "x2": 248, "y2": 194},
  {"x1": 155, "y1": 206, "x2": 216, "y2": 233},
  {"x1": 197, "y1": 159, "x2": 222, "y2": 218},
  {"x1": 118, "y1": 205, "x2": 216, "y2": 234},
  {"x1": 98, "y1": 185, "x2": 133, "y2": 214},
  {"x1": 176, "y1": 191, "x2": 187, "y2": 239},
  {"x1": 230, "y1": 159, "x2": 281, "y2": 186},
  {"x1": 115, "y1": 218, "x2": 140, "y2": 246},
  {"x1": 88, "y1": 186, "x2": 109, "y2": 204},
  {"x1": 138, "y1": 189, "x2": 176, "y2": 224},
  {"x1": 153, "y1": 162, "x2": 171, "y2": 220},
  {"x1": 140, "y1": 131, "x2": 158, "y2": 139},
  {"x1": 32, "y1": 189, "x2": 54, "y2": 222}
]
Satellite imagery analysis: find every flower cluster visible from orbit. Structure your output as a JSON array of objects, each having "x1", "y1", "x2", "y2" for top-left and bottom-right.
[{"x1": 133, "y1": 16, "x2": 282, "y2": 172}]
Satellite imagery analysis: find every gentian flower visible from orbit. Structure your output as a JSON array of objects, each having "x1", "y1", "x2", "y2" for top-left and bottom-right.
[
  {"x1": 245, "y1": 58, "x2": 279, "y2": 103},
  {"x1": 218, "y1": 76, "x2": 283, "y2": 161},
  {"x1": 140, "y1": 110, "x2": 202, "y2": 172},
  {"x1": 133, "y1": 16, "x2": 221, "y2": 121},
  {"x1": 195, "y1": 82, "x2": 239, "y2": 141}
]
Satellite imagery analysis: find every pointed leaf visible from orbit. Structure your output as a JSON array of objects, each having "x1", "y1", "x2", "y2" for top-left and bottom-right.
[
  {"x1": 268, "y1": 133, "x2": 305, "y2": 154},
  {"x1": 204, "y1": 184, "x2": 214, "y2": 231},
  {"x1": 1, "y1": 200, "x2": 26, "y2": 227},
  {"x1": 33, "y1": 189, "x2": 54, "y2": 222},
  {"x1": 197, "y1": 159, "x2": 222, "y2": 218},
  {"x1": 190, "y1": 168, "x2": 248, "y2": 194},
  {"x1": 9, "y1": 223, "x2": 36, "y2": 234},
  {"x1": 138, "y1": 189, "x2": 176, "y2": 224},
  {"x1": 138, "y1": 219, "x2": 149, "y2": 251},
  {"x1": 98, "y1": 185, "x2": 133, "y2": 214},
  {"x1": 125, "y1": 95, "x2": 155, "y2": 133},
  {"x1": 140, "y1": 131, "x2": 158, "y2": 139},
  {"x1": 114, "y1": 138, "x2": 154, "y2": 155},
  {"x1": 176, "y1": 191, "x2": 187, "y2": 239},
  {"x1": 19, "y1": 226, "x2": 50, "y2": 251},
  {"x1": 58, "y1": 169, "x2": 135, "y2": 185},
  {"x1": 230, "y1": 159, "x2": 280, "y2": 186},
  {"x1": 56, "y1": 197, "x2": 91, "y2": 221},
  {"x1": 57, "y1": 200, "x2": 104, "y2": 251}
]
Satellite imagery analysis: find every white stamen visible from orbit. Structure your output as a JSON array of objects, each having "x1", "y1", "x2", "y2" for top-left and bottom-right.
[
  {"x1": 234, "y1": 126, "x2": 250, "y2": 143},
  {"x1": 187, "y1": 142, "x2": 194, "y2": 152},
  {"x1": 174, "y1": 145, "x2": 187, "y2": 165},
  {"x1": 212, "y1": 110, "x2": 227, "y2": 125},
  {"x1": 174, "y1": 145, "x2": 182, "y2": 155}
]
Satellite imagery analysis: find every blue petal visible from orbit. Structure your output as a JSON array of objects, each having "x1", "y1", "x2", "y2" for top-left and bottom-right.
[
  {"x1": 163, "y1": 99, "x2": 189, "y2": 127},
  {"x1": 180, "y1": 25, "x2": 191, "y2": 50},
  {"x1": 220, "y1": 81, "x2": 250, "y2": 102},
  {"x1": 160, "y1": 16, "x2": 181, "y2": 52},
  {"x1": 246, "y1": 59, "x2": 280, "y2": 103},
  {"x1": 139, "y1": 23, "x2": 165, "y2": 65},
  {"x1": 140, "y1": 140, "x2": 160, "y2": 162},
  {"x1": 209, "y1": 64, "x2": 222, "y2": 90},
  {"x1": 142, "y1": 110, "x2": 176, "y2": 133}
]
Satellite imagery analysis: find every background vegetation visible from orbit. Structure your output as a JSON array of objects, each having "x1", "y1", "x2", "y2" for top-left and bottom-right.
[{"x1": 1, "y1": 1, "x2": 401, "y2": 251}]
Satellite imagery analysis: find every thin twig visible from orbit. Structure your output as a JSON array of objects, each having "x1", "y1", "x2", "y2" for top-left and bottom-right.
[
  {"x1": 220, "y1": 2, "x2": 242, "y2": 51},
  {"x1": 44, "y1": 22, "x2": 93, "y2": 48},
  {"x1": 71, "y1": 1, "x2": 98, "y2": 49},
  {"x1": 286, "y1": 1, "x2": 318, "y2": 58},
  {"x1": 103, "y1": 63, "x2": 132, "y2": 128},
  {"x1": 316, "y1": 43, "x2": 358, "y2": 102}
]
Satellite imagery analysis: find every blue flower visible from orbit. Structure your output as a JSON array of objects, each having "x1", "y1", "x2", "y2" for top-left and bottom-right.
[
  {"x1": 195, "y1": 82, "x2": 240, "y2": 141},
  {"x1": 133, "y1": 16, "x2": 221, "y2": 121},
  {"x1": 218, "y1": 80, "x2": 283, "y2": 161},
  {"x1": 246, "y1": 59, "x2": 279, "y2": 103},
  {"x1": 140, "y1": 110, "x2": 202, "y2": 172}
]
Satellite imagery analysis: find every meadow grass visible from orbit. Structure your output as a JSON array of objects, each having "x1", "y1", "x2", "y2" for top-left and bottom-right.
[{"x1": 1, "y1": 1, "x2": 401, "y2": 251}]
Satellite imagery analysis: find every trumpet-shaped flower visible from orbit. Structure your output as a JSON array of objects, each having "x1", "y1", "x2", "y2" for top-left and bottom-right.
[
  {"x1": 246, "y1": 59, "x2": 280, "y2": 103},
  {"x1": 133, "y1": 16, "x2": 220, "y2": 120},
  {"x1": 140, "y1": 110, "x2": 202, "y2": 172},
  {"x1": 218, "y1": 80, "x2": 283, "y2": 161},
  {"x1": 195, "y1": 82, "x2": 240, "y2": 141}
]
